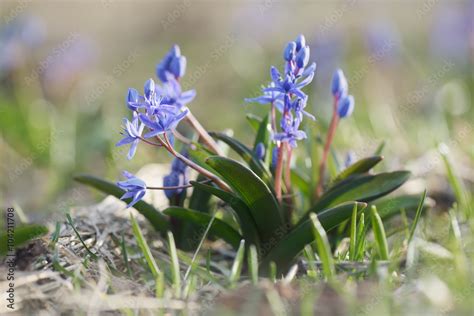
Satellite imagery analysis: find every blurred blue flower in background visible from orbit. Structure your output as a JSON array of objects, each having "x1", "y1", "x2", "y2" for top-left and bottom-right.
[
  {"x1": 430, "y1": 4, "x2": 472, "y2": 66},
  {"x1": 164, "y1": 154, "x2": 189, "y2": 199},
  {"x1": 0, "y1": 15, "x2": 45, "y2": 76}
]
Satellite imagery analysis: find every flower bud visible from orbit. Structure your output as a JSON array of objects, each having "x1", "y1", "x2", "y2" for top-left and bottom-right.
[
  {"x1": 144, "y1": 78, "x2": 155, "y2": 100},
  {"x1": 254, "y1": 142, "x2": 265, "y2": 160},
  {"x1": 170, "y1": 55, "x2": 186, "y2": 78},
  {"x1": 331, "y1": 69, "x2": 348, "y2": 99},
  {"x1": 337, "y1": 95, "x2": 355, "y2": 118},
  {"x1": 295, "y1": 34, "x2": 306, "y2": 52},
  {"x1": 296, "y1": 46, "x2": 310, "y2": 68},
  {"x1": 283, "y1": 41, "x2": 296, "y2": 61}
]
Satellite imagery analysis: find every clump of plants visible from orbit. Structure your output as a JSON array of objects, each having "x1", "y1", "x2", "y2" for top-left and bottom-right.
[{"x1": 76, "y1": 35, "x2": 421, "y2": 275}]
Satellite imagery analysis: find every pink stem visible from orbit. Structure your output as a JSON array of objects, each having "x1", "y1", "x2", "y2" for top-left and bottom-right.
[
  {"x1": 274, "y1": 143, "x2": 284, "y2": 203},
  {"x1": 316, "y1": 97, "x2": 340, "y2": 197},
  {"x1": 185, "y1": 111, "x2": 225, "y2": 156},
  {"x1": 161, "y1": 134, "x2": 231, "y2": 192}
]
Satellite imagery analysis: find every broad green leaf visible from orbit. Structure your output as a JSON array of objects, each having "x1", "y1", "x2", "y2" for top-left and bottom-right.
[
  {"x1": 291, "y1": 169, "x2": 311, "y2": 198},
  {"x1": 74, "y1": 175, "x2": 169, "y2": 232},
  {"x1": 0, "y1": 225, "x2": 48, "y2": 256},
  {"x1": 253, "y1": 114, "x2": 271, "y2": 153},
  {"x1": 261, "y1": 202, "x2": 366, "y2": 272},
  {"x1": 163, "y1": 207, "x2": 242, "y2": 249},
  {"x1": 308, "y1": 171, "x2": 411, "y2": 214},
  {"x1": 246, "y1": 113, "x2": 263, "y2": 132},
  {"x1": 209, "y1": 132, "x2": 273, "y2": 186},
  {"x1": 331, "y1": 156, "x2": 384, "y2": 185},
  {"x1": 191, "y1": 181, "x2": 260, "y2": 248},
  {"x1": 205, "y1": 156, "x2": 285, "y2": 245},
  {"x1": 188, "y1": 175, "x2": 213, "y2": 212}
]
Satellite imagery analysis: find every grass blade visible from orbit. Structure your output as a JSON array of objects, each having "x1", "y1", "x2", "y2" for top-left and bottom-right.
[
  {"x1": 130, "y1": 213, "x2": 160, "y2": 278},
  {"x1": 229, "y1": 239, "x2": 245, "y2": 288},
  {"x1": 167, "y1": 231, "x2": 181, "y2": 298},
  {"x1": 309, "y1": 213, "x2": 335, "y2": 279},
  {"x1": 66, "y1": 214, "x2": 98, "y2": 260},
  {"x1": 407, "y1": 190, "x2": 427, "y2": 243},
  {"x1": 370, "y1": 206, "x2": 389, "y2": 260},
  {"x1": 349, "y1": 204, "x2": 358, "y2": 260},
  {"x1": 248, "y1": 244, "x2": 259, "y2": 285}
]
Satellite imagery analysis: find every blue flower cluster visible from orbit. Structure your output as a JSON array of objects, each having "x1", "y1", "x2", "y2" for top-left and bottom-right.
[
  {"x1": 331, "y1": 69, "x2": 354, "y2": 118},
  {"x1": 163, "y1": 154, "x2": 189, "y2": 199},
  {"x1": 116, "y1": 45, "x2": 196, "y2": 159},
  {"x1": 245, "y1": 35, "x2": 316, "y2": 147}
]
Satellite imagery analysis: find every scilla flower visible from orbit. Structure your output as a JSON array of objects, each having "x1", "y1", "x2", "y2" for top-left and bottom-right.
[
  {"x1": 116, "y1": 112, "x2": 144, "y2": 160},
  {"x1": 117, "y1": 171, "x2": 147, "y2": 208}
]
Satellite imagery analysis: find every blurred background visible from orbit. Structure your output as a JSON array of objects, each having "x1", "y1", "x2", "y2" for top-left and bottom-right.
[{"x1": 0, "y1": 0, "x2": 472, "y2": 220}]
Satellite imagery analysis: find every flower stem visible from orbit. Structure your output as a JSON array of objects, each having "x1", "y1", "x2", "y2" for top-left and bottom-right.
[
  {"x1": 185, "y1": 111, "x2": 225, "y2": 156},
  {"x1": 162, "y1": 134, "x2": 231, "y2": 192},
  {"x1": 274, "y1": 143, "x2": 284, "y2": 203},
  {"x1": 284, "y1": 144, "x2": 292, "y2": 193},
  {"x1": 315, "y1": 97, "x2": 340, "y2": 198}
]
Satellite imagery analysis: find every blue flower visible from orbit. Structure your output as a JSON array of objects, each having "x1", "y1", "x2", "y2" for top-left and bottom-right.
[
  {"x1": 116, "y1": 112, "x2": 144, "y2": 160},
  {"x1": 331, "y1": 69, "x2": 348, "y2": 99},
  {"x1": 244, "y1": 82, "x2": 283, "y2": 108},
  {"x1": 273, "y1": 114, "x2": 307, "y2": 148},
  {"x1": 117, "y1": 171, "x2": 146, "y2": 208},
  {"x1": 337, "y1": 95, "x2": 355, "y2": 118},
  {"x1": 139, "y1": 107, "x2": 188, "y2": 138}
]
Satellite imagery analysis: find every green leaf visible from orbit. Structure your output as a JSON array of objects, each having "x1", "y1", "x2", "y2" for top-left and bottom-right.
[
  {"x1": 74, "y1": 174, "x2": 169, "y2": 232},
  {"x1": 261, "y1": 202, "x2": 366, "y2": 272},
  {"x1": 308, "y1": 171, "x2": 411, "y2": 214},
  {"x1": 0, "y1": 225, "x2": 48, "y2": 256},
  {"x1": 291, "y1": 169, "x2": 311, "y2": 198},
  {"x1": 205, "y1": 156, "x2": 285, "y2": 245},
  {"x1": 246, "y1": 113, "x2": 263, "y2": 132},
  {"x1": 209, "y1": 132, "x2": 273, "y2": 186},
  {"x1": 331, "y1": 156, "x2": 384, "y2": 185},
  {"x1": 190, "y1": 181, "x2": 260, "y2": 248},
  {"x1": 310, "y1": 214, "x2": 335, "y2": 279},
  {"x1": 163, "y1": 207, "x2": 242, "y2": 249}
]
